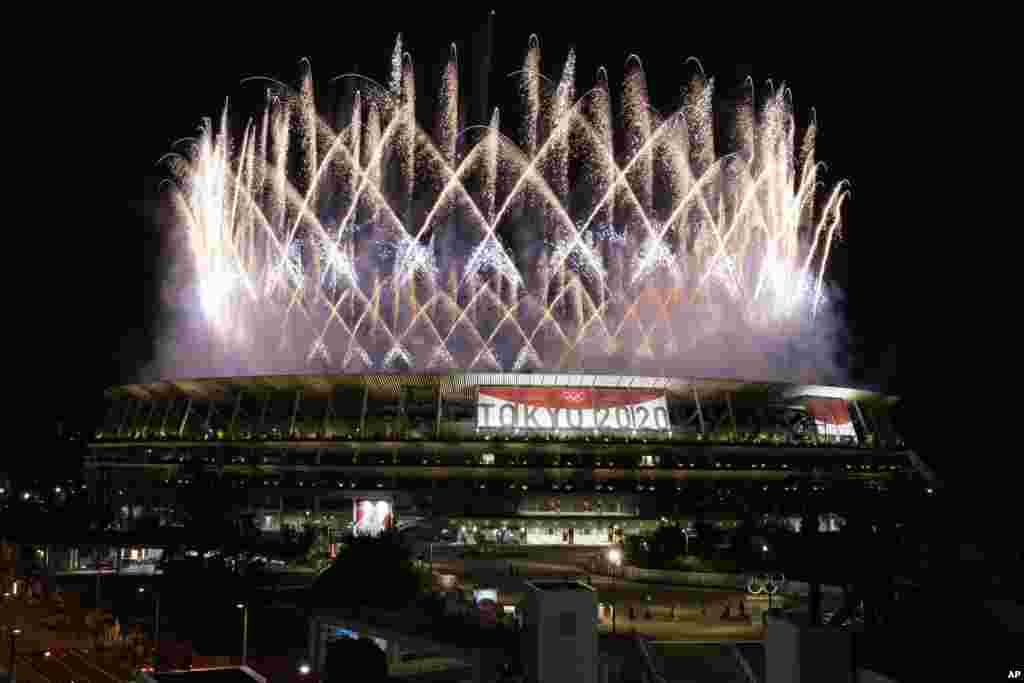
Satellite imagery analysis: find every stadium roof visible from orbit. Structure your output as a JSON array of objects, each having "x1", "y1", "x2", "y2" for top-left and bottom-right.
[{"x1": 106, "y1": 372, "x2": 895, "y2": 404}]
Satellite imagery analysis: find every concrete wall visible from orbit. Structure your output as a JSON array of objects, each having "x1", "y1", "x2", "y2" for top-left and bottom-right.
[
  {"x1": 765, "y1": 614, "x2": 853, "y2": 683},
  {"x1": 522, "y1": 581, "x2": 597, "y2": 683}
]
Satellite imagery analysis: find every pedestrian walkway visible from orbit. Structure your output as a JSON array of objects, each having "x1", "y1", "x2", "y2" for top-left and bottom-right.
[{"x1": 433, "y1": 557, "x2": 765, "y2": 642}]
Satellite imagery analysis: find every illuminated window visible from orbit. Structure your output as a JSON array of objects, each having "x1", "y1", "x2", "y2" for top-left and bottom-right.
[{"x1": 481, "y1": 453, "x2": 495, "y2": 465}]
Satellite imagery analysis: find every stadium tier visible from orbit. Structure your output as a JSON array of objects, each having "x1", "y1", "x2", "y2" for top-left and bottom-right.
[{"x1": 86, "y1": 372, "x2": 915, "y2": 543}]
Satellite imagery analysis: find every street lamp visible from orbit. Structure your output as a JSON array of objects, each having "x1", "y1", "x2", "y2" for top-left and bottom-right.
[
  {"x1": 236, "y1": 603, "x2": 248, "y2": 667},
  {"x1": 607, "y1": 549, "x2": 622, "y2": 634},
  {"x1": 8, "y1": 627, "x2": 22, "y2": 682},
  {"x1": 298, "y1": 663, "x2": 311, "y2": 675},
  {"x1": 138, "y1": 587, "x2": 161, "y2": 655}
]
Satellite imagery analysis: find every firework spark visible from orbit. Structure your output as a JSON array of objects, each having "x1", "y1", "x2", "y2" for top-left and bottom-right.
[{"x1": 162, "y1": 35, "x2": 849, "y2": 379}]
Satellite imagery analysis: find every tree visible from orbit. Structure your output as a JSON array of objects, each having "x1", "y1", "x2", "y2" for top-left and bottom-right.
[
  {"x1": 311, "y1": 530, "x2": 428, "y2": 612},
  {"x1": 648, "y1": 523, "x2": 689, "y2": 566},
  {"x1": 324, "y1": 636, "x2": 387, "y2": 682},
  {"x1": 693, "y1": 516, "x2": 720, "y2": 559},
  {"x1": 303, "y1": 525, "x2": 331, "y2": 572},
  {"x1": 179, "y1": 459, "x2": 237, "y2": 549},
  {"x1": 155, "y1": 554, "x2": 256, "y2": 656},
  {"x1": 732, "y1": 508, "x2": 760, "y2": 568}
]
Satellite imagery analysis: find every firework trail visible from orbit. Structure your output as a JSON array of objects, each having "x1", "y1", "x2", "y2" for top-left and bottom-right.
[{"x1": 157, "y1": 35, "x2": 849, "y2": 382}]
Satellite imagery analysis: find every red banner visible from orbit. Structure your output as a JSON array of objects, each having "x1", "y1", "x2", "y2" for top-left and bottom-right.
[
  {"x1": 478, "y1": 387, "x2": 671, "y2": 431},
  {"x1": 804, "y1": 398, "x2": 857, "y2": 439},
  {"x1": 479, "y1": 387, "x2": 660, "y2": 409}
]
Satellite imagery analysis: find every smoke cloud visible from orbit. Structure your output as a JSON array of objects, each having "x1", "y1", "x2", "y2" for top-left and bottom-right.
[{"x1": 144, "y1": 40, "x2": 851, "y2": 388}]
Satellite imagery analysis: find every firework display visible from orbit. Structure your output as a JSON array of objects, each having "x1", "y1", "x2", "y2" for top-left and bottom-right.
[{"x1": 161, "y1": 34, "x2": 847, "y2": 379}]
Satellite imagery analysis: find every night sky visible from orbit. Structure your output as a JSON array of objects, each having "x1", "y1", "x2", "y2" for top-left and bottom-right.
[{"x1": 60, "y1": 12, "x2": 946, "y2": 470}]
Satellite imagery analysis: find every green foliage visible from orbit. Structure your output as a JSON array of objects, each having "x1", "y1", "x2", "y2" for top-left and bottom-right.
[
  {"x1": 324, "y1": 636, "x2": 387, "y2": 682},
  {"x1": 302, "y1": 525, "x2": 331, "y2": 571},
  {"x1": 312, "y1": 531, "x2": 428, "y2": 610}
]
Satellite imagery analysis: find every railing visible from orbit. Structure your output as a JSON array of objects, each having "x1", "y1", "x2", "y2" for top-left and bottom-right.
[
  {"x1": 634, "y1": 637, "x2": 668, "y2": 683},
  {"x1": 729, "y1": 642, "x2": 762, "y2": 683},
  {"x1": 93, "y1": 422, "x2": 880, "y2": 450}
]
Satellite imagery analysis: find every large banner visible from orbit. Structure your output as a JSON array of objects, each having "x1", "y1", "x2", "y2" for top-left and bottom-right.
[
  {"x1": 477, "y1": 387, "x2": 671, "y2": 431},
  {"x1": 804, "y1": 398, "x2": 858, "y2": 441}
]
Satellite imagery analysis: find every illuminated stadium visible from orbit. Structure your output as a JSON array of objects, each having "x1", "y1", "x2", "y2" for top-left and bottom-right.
[
  {"x1": 87, "y1": 371, "x2": 914, "y2": 545},
  {"x1": 90, "y1": 36, "x2": 929, "y2": 544}
]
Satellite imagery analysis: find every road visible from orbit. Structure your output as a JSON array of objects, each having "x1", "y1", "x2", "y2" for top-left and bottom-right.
[{"x1": 648, "y1": 643, "x2": 751, "y2": 683}]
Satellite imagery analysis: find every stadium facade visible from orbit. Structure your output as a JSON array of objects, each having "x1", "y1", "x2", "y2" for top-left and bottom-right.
[{"x1": 86, "y1": 372, "x2": 917, "y2": 545}]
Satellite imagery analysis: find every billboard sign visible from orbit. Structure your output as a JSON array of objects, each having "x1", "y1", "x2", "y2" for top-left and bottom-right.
[
  {"x1": 804, "y1": 398, "x2": 857, "y2": 441},
  {"x1": 477, "y1": 388, "x2": 671, "y2": 431},
  {"x1": 353, "y1": 500, "x2": 392, "y2": 536}
]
